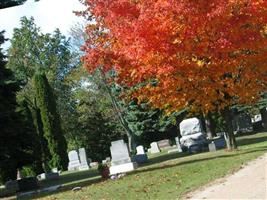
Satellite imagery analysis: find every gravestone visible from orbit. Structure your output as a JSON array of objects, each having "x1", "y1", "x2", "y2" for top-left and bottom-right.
[
  {"x1": 157, "y1": 139, "x2": 171, "y2": 150},
  {"x1": 67, "y1": 150, "x2": 81, "y2": 171},
  {"x1": 134, "y1": 145, "x2": 148, "y2": 164},
  {"x1": 37, "y1": 173, "x2": 46, "y2": 180},
  {"x1": 136, "y1": 145, "x2": 145, "y2": 155},
  {"x1": 213, "y1": 136, "x2": 226, "y2": 149},
  {"x1": 51, "y1": 168, "x2": 58, "y2": 173},
  {"x1": 106, "y1": 157, "x2": 111, "y2": 162},
  {"x1": 78, "y1": 148, "x2": 90, "y2": 170},
  {"x1": 150, "y1": 142, "x2": 160, "y2": 154},
  {"x1": 109, "y1": 140, "x2": 137, "y2": 175},
  {"x1": 37, "y1": 172, "x2": 59, "y2": 181},
  {"x1": 208, "y1": 141, "x2": 216, "y2": 152},
  {"x1": 179, "y1": 118, "x2": 207, "y2": 151},
  {"x1": 102, "y1": 159, "x2": 107, "y2": 164},
  {"x1": 90, "y1": 162, "x2": 99, "y2": 168},
  {"x1": 5, "y1": 180, "x2": 18, "y2": 191}
]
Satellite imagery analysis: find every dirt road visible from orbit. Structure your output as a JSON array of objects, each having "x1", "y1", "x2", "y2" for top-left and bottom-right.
[{"x1": 187, "y1": 153, "x2": 267, "y2": 200}]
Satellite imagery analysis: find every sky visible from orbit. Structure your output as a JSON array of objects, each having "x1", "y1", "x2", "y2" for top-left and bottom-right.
[{"x1": 0, "y1": 0, "x2": 85, "y2": 48}]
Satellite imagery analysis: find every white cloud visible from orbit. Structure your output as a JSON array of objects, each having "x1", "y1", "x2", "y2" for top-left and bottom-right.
[{"x1": 0, "y1": 0, "x2": 85, "y2": 40}]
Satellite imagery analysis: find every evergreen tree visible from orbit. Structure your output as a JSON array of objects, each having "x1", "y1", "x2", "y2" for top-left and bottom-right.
[
  {"x1": 0, "y1": 32, "x2": 18, "y2": 183},
  {"x1": 17, "y1": 100, "x2": 45, "y2": 173},
  {"x1": 0, "y1": 31, "x2": 39, "y2": 183},
  {"x1": 7, "y1": 17, "x2": 74, "y2": 170},
  {"x1": 126, "y1": 100, "x2": 188, "y2": 147},
  {"x1": 34, "y1": 73, "x2": 68, "y2": 170}
]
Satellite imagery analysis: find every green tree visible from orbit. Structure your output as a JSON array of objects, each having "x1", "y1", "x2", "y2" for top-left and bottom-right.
[
  {"x1": 0, "y1": 31, "x2": 40, "y2": 183},
  {"x1": 34, "y1": 73, "x2": 68, "y2": 170},
  {"x1": 75, "y1": 90, "x2": 122, "y2": 161},
  {"x1": 62, "y1": 66, "x2": 123, "y2": 159},
  {"x1": 125, "y1": 100, "x2": 185, "y2": 147},
  {"x1": 7, "y1": 17, "x2": 74, "y2": 169}
]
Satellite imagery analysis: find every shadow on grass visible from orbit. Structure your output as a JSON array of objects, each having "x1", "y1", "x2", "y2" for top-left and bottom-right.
[
  {"x1": 40, "y1": 169, "x2": 99, "y2": 188},
  {"x1": 17, "y1": 170, "x2": 103, "y2": 199},
  {"x1": 130, "y1": 146, "x2": 267, "y2": 176},
  {"x1": 236, "y1": 134, "x2": 267, "y2": 146},
  {"x1": 28, "y1": 176, "x2": 104, "y2": 200},
  {"x1": 21, "y1": 133, "x2": 267, "y2": 199},
  {"x1": 144, "y1": 152, "x2": 191, "y2": 167}
]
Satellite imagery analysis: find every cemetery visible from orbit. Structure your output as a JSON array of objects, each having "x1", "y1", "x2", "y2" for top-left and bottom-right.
[
  {"x1": 1, "y1": 1, "x2": 267, "y2": 200},
  {"x1": 0, "y1": 132, "x2": 266, "y2": 199}
]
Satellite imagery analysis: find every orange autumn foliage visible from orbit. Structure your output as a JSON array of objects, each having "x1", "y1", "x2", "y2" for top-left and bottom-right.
[{"x1": 81, "y1": 0, "x2": 267, "y2": 114}]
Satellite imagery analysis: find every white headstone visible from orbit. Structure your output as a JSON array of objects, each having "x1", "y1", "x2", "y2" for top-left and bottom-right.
[
  {"x1": 136, "y1": 145, "x2": 145, "y2": 155},
  {"x1": 150, "y1": 142, "x2": 160, "y2": 154},
  {"x1": 106, "y1": 157, "x2": 111, "y2": 162},
  {"x1": 110, "y1": 140, "x2": 131, "y2": 165},
  {"x1": 134, "y1": 145, "x2": 148, "y2": 163},
  {"x1": 109, "y1": 139, "x2": 137, "y2": 175},
  {"x1": 89, "y1": 162, "x2": 99, "y2": 168},
  {"x1": 208, "y1": 142, "x2": 216, "y2": 152},
  {"x1": 68, "y1": 150, "x2": 81, "y2": 171},
  {"x1": 78, "y1": 148, "x2": 90, "y2": 170}
]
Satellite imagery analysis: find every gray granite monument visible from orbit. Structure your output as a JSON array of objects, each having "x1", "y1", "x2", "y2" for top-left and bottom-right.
[
  {"x1": 78, "y1": 148, "x2": 90, "y2": 170},
  {"x1": 67, "y1": 150, "x2": 81, "y2": 171},
  {"x1": 157, "y1": 139, "x2": 172, "y2": 150},
  {"x1": 208, "y1": 141, "x2": 216, "y2": 152},
  {"x1": 150, "y1": 142, "x2": 160, "y2": 154}
]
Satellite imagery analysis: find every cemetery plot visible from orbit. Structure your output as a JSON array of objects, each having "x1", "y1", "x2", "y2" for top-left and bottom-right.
[{"x1": 22, "y1": 133, "x2": 267, "y2": 200}]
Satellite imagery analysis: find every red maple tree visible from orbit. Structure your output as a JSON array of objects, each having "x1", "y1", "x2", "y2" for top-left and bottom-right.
[{"x1": 81, "y1": 0, "x2": 267, "y2": 149}]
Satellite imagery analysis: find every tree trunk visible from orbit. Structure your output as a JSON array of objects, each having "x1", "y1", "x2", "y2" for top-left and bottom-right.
[
  {"x1": 99, "y1": 70, "x2": 135, "y2": 152},
  {"x1": 260, "y1": 108, "x2": 267, "y2": 131},
  {"x1": 205, "y1": 112, "x2": 216, "y2": 139},
  {"x1": 223, "y1": 108, "x2": 237, "y2": 150},
  {"x1": 127, "y1": 133, "x2": 135, "y2": 153}
]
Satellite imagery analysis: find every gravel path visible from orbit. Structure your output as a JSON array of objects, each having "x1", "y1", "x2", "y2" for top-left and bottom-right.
[{"x1": 187, "y1": 153, "x2": 267, "y2": 200}]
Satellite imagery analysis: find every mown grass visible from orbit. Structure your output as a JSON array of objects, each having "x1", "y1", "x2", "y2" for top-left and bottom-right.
[{"x1": 14, "y1": 132, "x2": 267, "y2": 199}]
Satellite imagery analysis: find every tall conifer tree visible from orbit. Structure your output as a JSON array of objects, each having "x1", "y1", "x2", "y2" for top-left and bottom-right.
[{"x1": 34, "y1": 73, "x2": 68, "y2": 170}]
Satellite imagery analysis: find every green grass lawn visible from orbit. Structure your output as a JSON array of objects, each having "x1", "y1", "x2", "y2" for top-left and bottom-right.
[{"x1": 14, "y1": 132, "x2": 267, "y2": 199}]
